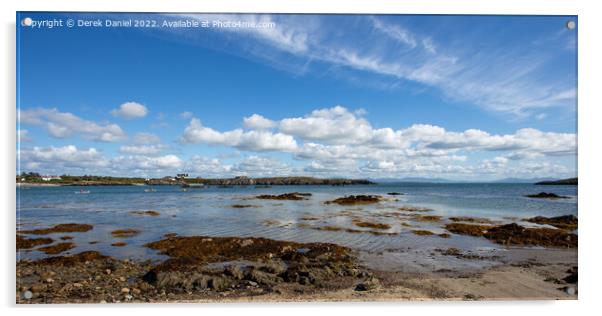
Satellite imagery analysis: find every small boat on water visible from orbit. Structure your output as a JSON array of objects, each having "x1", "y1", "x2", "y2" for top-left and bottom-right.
[
  {"x1": 144, "y1": 188, "x2": 157, "y2": 192},
  {"x1": 74, "y1": 189, "x2": 90, "y2": 194}
]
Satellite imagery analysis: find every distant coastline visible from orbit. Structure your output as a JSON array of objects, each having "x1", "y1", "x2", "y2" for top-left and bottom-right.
[
  {"x1": 16, "y1": 175, "x2": 373, "y2": 186},
  {"x1": 535, "y1": 177, "x2": 578, "y2": 185}
]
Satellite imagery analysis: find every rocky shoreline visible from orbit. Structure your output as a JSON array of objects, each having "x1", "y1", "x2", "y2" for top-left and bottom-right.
[
  {"x1": 17, "y1": 236, "x2": 370, "y2": 303},
  {"x1": 16, "y1": 241, "x2": 578, "y2": 303}
]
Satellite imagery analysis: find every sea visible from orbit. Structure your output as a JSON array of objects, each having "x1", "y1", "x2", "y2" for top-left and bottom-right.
[{"x1": 16, "y1": 183, "x2": 577, "y2": 271}]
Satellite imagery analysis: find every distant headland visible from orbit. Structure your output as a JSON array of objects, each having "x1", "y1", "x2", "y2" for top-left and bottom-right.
[
  {"x1": 16, "y1": 172, "x2": 373, "y2": 186},
  {"x1": 535, "y1": 177, "x2": 578, "y2": 185}
]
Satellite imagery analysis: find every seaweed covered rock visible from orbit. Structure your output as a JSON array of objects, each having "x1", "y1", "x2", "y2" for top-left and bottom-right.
[
  {"x1": 16, "y1": 235, "x2": 53, "y2": 250},
  {"x1": 20, "y1": 223, "x2": 93, "y2": 235},
  {"x1": 526, "y1": 215, "x2": 578, "y2": 231},
  {"x1": 524, "y1": 192, "x2": 569, "y2": 199},
  {"x1": 142, "y1": 236, "x2": 361, "y2": 292},
  {"x1": 445, "y1": 223, "x2": 577, "y2": 248},
  {"x1": 256, "y1": 192, "x2": 311, "y2": 200},
  {"x1": 325, "y1": 195, "x2": 381, "y2": 205}
]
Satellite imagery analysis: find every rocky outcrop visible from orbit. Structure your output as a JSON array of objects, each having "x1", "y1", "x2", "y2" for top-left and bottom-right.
[
  {"x1": 325, "y1": 195, "x2": 381, "y2": 205},
  {"x1": 524, "y1": 192, "x2": 569, "y2": 199},
  {"x1": 444, "y1": 222, "x2": 577, "y2": 248}
]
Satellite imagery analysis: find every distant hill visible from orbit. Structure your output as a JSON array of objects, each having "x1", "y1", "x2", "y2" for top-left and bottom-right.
[
  {"x1": 491, "y1": 177, "x2": 556, "y2": 184},
  {"x1": 372, "y1": 177, "x2": 565, "y2": 184},
  {"x1": 535, "y1": 177, "x2": 578, "y2": 185},
  {"x1": 371, "y1": 177, "x2": 459, "y2": 183}
]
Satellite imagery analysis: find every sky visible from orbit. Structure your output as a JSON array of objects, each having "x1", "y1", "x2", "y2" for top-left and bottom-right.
[{"x1": 16, "y1": 12, "x2": 577, "y2": 180}]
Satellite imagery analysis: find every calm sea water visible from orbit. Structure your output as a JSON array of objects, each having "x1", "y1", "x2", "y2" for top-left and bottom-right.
[{"x1": 17, "y1": 183, "x2": 577, "y2": 268}]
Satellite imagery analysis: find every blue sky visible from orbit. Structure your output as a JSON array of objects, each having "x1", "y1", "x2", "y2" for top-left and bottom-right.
[{"x1": 16, "y1": 12, "x2": 577, "y2": 180}]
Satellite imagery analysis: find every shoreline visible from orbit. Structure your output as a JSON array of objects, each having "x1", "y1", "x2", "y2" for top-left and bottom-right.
[{"x1": 16, "y1": 244, "x2": 577, "y2": 303}]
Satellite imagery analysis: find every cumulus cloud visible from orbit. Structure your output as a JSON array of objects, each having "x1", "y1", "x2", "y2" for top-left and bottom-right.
[
  {"x1": 111, "y1": 154, "x2": 183, "y2": 171},
  {"x1": 280, "y1": 106, "x2": 374, "y2": 144},
  {"x1": 119, "y1": 144, "x2": 166, "y2": 155},
  {"x1": 133, "y1": 132, "x2": 161, "y2": 144},
  {"x1": 171, "y1": 105, "x2": 576, "y2": 179},
  {"x1": 180, "y1": 118, "x2": 297, "y2": 152},
  {"x1": 20, "y1": 145, "x2": 109, "y2": 171},
  {"x1": 111, "y1": 102, "x2": 148, "y2": 119},
  {"x1": 184, "y1": 156, "x2": 232, "y2": 177},
  {"x1": 231, "y1": 156, "x2": 293, "y2": 176},
  {"x1": 243, "y1": 114, "x2": 276, "y2": 129},
  {"x1": 19, "y1": 108, "x2": 126, "y2": 142}
]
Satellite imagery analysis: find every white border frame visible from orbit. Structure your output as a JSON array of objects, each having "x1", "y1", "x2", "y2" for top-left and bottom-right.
[{"x1": 2, "y1": 1, "x2": 600, "y2": 315}]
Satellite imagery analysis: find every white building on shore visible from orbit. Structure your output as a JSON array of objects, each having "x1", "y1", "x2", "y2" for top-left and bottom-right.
[{"x1": 41, "y1": 175, "x2": 62, "y2": 181}]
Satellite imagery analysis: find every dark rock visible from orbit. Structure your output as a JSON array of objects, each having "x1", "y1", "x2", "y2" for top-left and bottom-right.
[
  {"x1": 325, "y1": 195, "x2": 381, "y2": 205},
  {"x1": 355, "y1": 276, "x2": 380, "y2": 291},
  {"x1": 563, "y1": 266, "x2": 578, "y2": 284},
  {"x1": 524, "y1": 192, "x2": 569, "y2": 199}
]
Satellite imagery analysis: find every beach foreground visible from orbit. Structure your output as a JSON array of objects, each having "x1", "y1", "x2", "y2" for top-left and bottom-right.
[
  {"x1": 17, "y1": 186, "x2": 578, "y2": 303},
  {"x1": 17, "y1": 236, "x2": 577, "y2": 303}
]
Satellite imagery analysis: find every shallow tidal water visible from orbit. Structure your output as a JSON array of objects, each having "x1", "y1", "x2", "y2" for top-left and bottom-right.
[{"x1": 17, "y1": 183, "x2": 577, "y2": 272}]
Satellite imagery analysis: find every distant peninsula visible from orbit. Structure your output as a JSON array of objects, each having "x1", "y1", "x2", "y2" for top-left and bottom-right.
[
  {"x1": 535, "y1": 177, "x2": 578, "y2": 185},
  {"x1": 17, "y1": 173, "x2": 373, "y2": 186}
]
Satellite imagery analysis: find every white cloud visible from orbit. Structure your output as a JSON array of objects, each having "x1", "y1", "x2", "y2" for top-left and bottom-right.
[
  {"x1": 19, "y1": 108, "x2": 126, "y2": 142},
  {"x1": 370, "y1": 17, "x2": 417, "y2": 48},
  {"x1": 180, "y1": 118, "x2": 297, "y2": 152},
  {"x1": 119, "y1": 144, "x2": 166, "y2": 155},
  {"x1": 111, "y1": 154, "x2": 183, "y2": 171},
  {"x1": 180, "y1": 111, "x2": 194, "y2": 119},
  {"x1": 20, "y1": 145, "x2": 109, "y2": 171},
  {"x1": 231, "y1": 156, "x2": 294, "y2": 177},
  {"x1": 111, "y1": 102, "x2": 148, "y2": 119},
  {"x1": 175, "y1": 14, "x2": 311, "y2": 54},
  {"x1": 243, "y1": 114, "x2": 276, "y2": 129},
  {"x1": 422, "y1": 37, "x2": 437, "y2": 54},
  {"x1": 133, "y1": 132, "x2": 161, "y2": 144},
  {"x1": 279, "y1": 106, "x2": 374, "y2": 144},
  {"x1": 184, "y1": 156, "x2": 232, "y2": 177},
  {"x1": 163, "y1": 14, "x2": 575, "y2": 119}
]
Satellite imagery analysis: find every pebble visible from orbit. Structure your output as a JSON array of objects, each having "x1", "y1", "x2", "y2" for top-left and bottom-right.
[
  {"x1": 45, "y1": 278, "x2": 54, "y2": 283},
  {"x1": 565, "y1": 286, "x2": 576, "y2": 295},
  {"x1": 105, "y1": 269, "x2": 112, "y2": 275},
  {"x1": 22, "y1": 291, "x2": 33, "y2": 300},
  {"x1": 132, "y1": 288, "x2": 141, "y2": 295},
  {"x1": 119, "y1": 276, "x2": 126, "y2": 282},
  {"x1": 121, "y1": 287, "x2": 130, "y2": 293},
  {"x1": 99, "y1": 300, "x2": 107, "y2": 304},
  {"x1": 73, "y1": 283, "x2": 83, "y2": 288}
]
